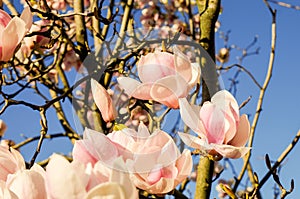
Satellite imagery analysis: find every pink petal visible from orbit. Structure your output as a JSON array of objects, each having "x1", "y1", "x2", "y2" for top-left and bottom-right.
[
  {"x1": 228, "y1": 114, "x2": 250, "y2": 147},
  {"x1": 178, "y1": 98, "x2": 206, "y2": 137},
  {"x1": 175, "y1": 149, "x2": 193, "y2": 183},
  {"x1": 110, "y1": 158, "x2": 138, "y2": 199},
  {"x1": 212, "y1": 143, "x2": 251, "y2": 159},
  {"x1": 0, "y1": 10, "x2": 12, "y2": 27},
  {"x1": 46, "y1": 154, "x2": 88, "y2": 198},
  {"x1": 173, "y1": 46, "x2": 192, "y2": 83},
  {"x1": 80, "y1": 128, "x2": 119, "y2": 164},
  {"x1": 108, "y1": 128, "x2": 136, "y2": 147},
  {"x1": 150, "y1": 75, "x2": 189, "y2": 108},
  {"x1": 0, "y1": 146, "x2": 25, "y2": 181},
  {"x1": 126, "y1": 146, "x2": 161, "y2": 174},
  {"x1": 223, "y1": 111, "x2": 237, "y2": 144},
  {"x1": 20, "y1": 6, "x2": 32, "y2": 31},
  {"x1": 117, "y1": 77, "x2": 152, "y2": 100},
  {"x1": 200, "y1": 102, "x2": 226, "y2": 144},
  {"x1": 91, "y1": 79, "x2": 117, "y2": 122},
  {"x1": 145, "y1": 129, "x2": 174, "y2": 147},
  {"x1": 147, "y1": 167, "x2": 163, "y2": 185},
  {"x1": 138, "y1": 51, "x2": 175, "y2": 83},
  {"x1": 188, "y1": 63, "x2": 201, "y2": 87},
  {"x1": 137, "y1": 122, "x2": 150, "y2": 139},
  {"x1": 72, "y1": 140, "x2": 98, "y2": 166},
  {"x1": 1, "y1": 17, "x2": 26, "y2": 61},
  {"x1": 131, "y1": 174, "x2": 175, "y2": 194},
  {"x1": 7, "y1": 170, "x2": 47, "y2": 199},
  {"x1": 161, "y1": 164, "x2": 178, "y2": 179},
  {"x1": 156, "y1": 139, "x2": 181, "y2": 169},
  {"x1": 211, "y1": 90, "x2": 239, "y2": 121},
  {"x1": 177, "y1": 132, "x2": 211, "y2": 150},
  {"x1": 85, "y1": 183, "x2": 126, "y2": 199},
  {"x1": 0, "y1": 181, "x2": 18, "y2": 199}
]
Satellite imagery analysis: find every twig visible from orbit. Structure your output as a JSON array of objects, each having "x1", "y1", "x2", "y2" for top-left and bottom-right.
[
  {"x1": 12, "y1": 132, "x2": 79, "y2": 150},
  {"x1": 268, "y1": 0, "x2": 300, "y2": 10},
  {"x1": 219, "y1": 64, "x2": 262, "y2": 89},
  {"x1": 29, "y1": 109, "x2": 48, "y2": 167},
  {"x1": 258, "y1": 130, "x2": 300, "y2": 189},
  {"x1": 233, "y1": 0, "x2": 277, "y2": 191}
]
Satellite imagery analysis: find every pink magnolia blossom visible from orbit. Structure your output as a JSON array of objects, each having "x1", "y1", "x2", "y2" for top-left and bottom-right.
[
  {"x1": 45, "y1": 154, "x2": 90, "y2": 199},
  {"x1": 46, "y1": 0, "x2": 67, "y2": 11},
  {"x1": 117, "y1": 47, "x2": 200, "y2": 109},
  {"x1": 6, "y1": 164, "x2": 47, "y2": 199},
  {"x1": 72, "y1": 128, "x2": 121, "y2": 166},
  {"x1": 91, "y1": 79, "x2": 117, "y2": 122},
  {"x1": 0, "y1": 6, "x2": 32, "y2": 61},
  {"x1": 0, "y1": 146, "x2": 25, "y2": 181},
  {"x1": 20, "y1": 20, "x2": 51, "y2": 57},
  {"x1": 62, "y1": 49, "x2": 81, "y2": 71},
  {"x1": 108, "y1": 123, "x2": 193, "y2": 194},
  {"x1": 178, "y1": 90, "x2": 251, "y2": 159}
]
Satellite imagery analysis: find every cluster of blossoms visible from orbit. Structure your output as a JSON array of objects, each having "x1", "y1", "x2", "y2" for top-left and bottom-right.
[
  {"x1": 0, "y1": 122, "x2": 192, "y2": 198},
  {"x1": 136, "y1": 0, "x2": 198, "y2": 35},
  {"x1": 0, "y1": 6, "x2": 83, "y2": 82},
  {"x1": 95, "y1": 46, "x2": 250, "y2": 159}
]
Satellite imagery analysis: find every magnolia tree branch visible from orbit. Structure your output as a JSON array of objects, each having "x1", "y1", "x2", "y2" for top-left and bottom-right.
[
  {"x1": 12, "y1": 132, "x2": 79, "y2": 150},
  {"x1": 258, "y1": 130, "x2": 300, "y2": 190},
  {"x1": 234, "y1": 0, "x2": 277, "y2": 192},
  {"x1": 74, "y1": 0, "x2": 88, "y2": 60},
  {"x1": 268, "y1": 0, "x2": 300, "y2": 10},
  {"x1": 29, "y1": 109, "x2": 48, "y2": 168}
]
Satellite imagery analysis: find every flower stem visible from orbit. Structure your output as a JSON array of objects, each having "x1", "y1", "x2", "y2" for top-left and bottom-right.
[{"x1": 195, "y1": 156, "x2": 215, "y2": 199}]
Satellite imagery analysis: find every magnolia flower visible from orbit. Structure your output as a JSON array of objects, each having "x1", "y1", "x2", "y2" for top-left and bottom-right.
[
  {"x1": 91, "y1": 79, "x2": 117, "y2": 122},
  {"x1": 118, "y1": 46, "x2": 200, "y2": 109},
  {"x1": 46, "y1": 0, "x2": 67, "y2": 11},
  {"x1": 0, "y1": 6, "x2": 32, "y2": 61},
  {"x1": 6, "y1": 164, "x2": 47, "y2": 199},
  {"x1": 108, "y1": 123, "x2": 193, "y2": 194},
  {"x1": 62, "y1": 49, "x2": 81, "y2": 71},
  {"x1": 0, "y1": 146, "x2": 25, "y2": 181},
  {"x1": 72, "y1": 128, "x2": 121, "y2": 166},
  {"x1": 19, "y1": 19, "x2": 51, "y2": 59},
  {"x1": 178, "y1": 90, "x2": 251, "y2": 159},
  {"x1": 45, "y1": 154, "x2": 90, "y2": 199}
]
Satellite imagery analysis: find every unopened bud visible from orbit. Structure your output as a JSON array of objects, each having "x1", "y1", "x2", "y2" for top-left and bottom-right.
[{"x1": 0, "y1": 120, "x2": 7, "y2": 136}]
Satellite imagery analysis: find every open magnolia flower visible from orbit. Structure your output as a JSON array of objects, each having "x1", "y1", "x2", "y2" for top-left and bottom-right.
[
  {"x1": 178, "y1": 90, "x2": 251, "y2": 159},
  {"x1": 0, "y1": 6, "x2": 32, "y2": 61},
  {"x1": 108, "y1": 122, "x2": 192, "y2": 194},
  {"x1": 117, "y1": 46, "x2": 200, "y2": 109}
]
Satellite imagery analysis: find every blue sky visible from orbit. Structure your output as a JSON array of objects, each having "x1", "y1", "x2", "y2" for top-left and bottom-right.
[
  {"x1": 1, "y1": 0, "x2": 300, "y2": 198},
  {"x1": 213, "y1": 0, "x2": 300, "y2": 198}
]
